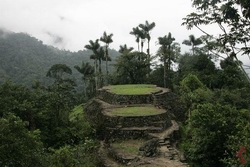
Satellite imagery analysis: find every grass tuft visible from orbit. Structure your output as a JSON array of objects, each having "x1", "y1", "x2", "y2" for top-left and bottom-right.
[{"x1": 69, "y1": 104, "x2": 83, "y2": 121}]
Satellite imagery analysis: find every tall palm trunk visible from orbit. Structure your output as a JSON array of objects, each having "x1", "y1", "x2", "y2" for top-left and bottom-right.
[
  {"x1": 94, "y1": 59, "x2": 98, "y2": 90},
  {"x1": 105, "y1": 56, "x2": 108, "y2": 83},
  {"x1": 147, "y1": 39, "x2": 151, "y2": 73},
  {"x1": 163, "y1": 53, "x2": 167, "y2": 88},
  {"x1": 98, "y1": 58, "x2": 102, "y2": 88},
  {"x1": 167, "y1": 45, "x2": 172, "y2": 88},
  {"x1": 141, "y1": 41, "x2": 144, "y2": 53},
  {"x1": 105, "y1": 53, "x2": 109, "y2": 86},
  {"x1": 192, "y1": 45, "x2": 195, "y2": 55},
  {"x1": 147, "y1": 39, "x2": 150, "y2": 56},
  {"x1": 137, "y1": 41, "x2": 140, "y2": 52},
  {"x1": 105, "y1": 47, "x2": 109, "y2": 76}
]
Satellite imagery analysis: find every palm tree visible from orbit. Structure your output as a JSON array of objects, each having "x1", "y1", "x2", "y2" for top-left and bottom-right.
[
  {"x1": 84, "y1": 39, "x2": 100, "y2": 54},
  {"x1": 139, "y1": 20, "x2": 156, "y2": 74},
  {"x1": 74, "y1": 62, "x2": 94, "y2": 97},
  {"x1": 158, "y1": 32, "x2": 176, "y2": 88},
  {"x1": 130, "y1": 27, "x2": 144, "y2": 52},
  {"x1": 182, "y1": 34, "x2": 202, "y2": 55},
  {"x1": 139, "y1": 21, "x2": 156, "y2": 56},
  {"x1": 100, "y1": 31, "x2": 113, "y2": 77},
  {"x1": 119, "y1": 44, "x2": 134, "y2": 54},
  {"x1": 96, "y1": 47, "x2": 105, "y2": 73},
  {"x1": 138, "y1": 29, "x2": 146, "y2": 53},
  {"x1": 84, "y1": 39, "x2": 100, "y2": 89}
]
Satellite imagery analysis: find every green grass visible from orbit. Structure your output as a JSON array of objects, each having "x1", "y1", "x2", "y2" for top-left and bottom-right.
[
  {"x1": 109, "y1": 106, "x2": 165, "y2": 116},
  {"x1": 112, "y1": 139, "x2": 144, "y2": 155},
  {"x1": 69, "y1": 104, "x2": 83, "y2": 121},
  {"x1": 105, "y1": 84, "x2": 159, "y2": 95}
]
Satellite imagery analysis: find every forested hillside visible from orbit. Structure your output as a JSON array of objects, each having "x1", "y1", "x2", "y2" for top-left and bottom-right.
[{"x1": 0, "y1": 29, "x2": 118, "y2": 86}]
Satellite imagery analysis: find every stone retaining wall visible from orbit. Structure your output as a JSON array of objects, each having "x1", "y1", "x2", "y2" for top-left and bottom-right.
[
  {"x1": 84, "y1": 99, "x2": 109, "y2": 139},
  {"x1": 84, "y1": 99, "x2": 173, "y2": 139},
  {"x1": 97, "y1": 88, "x2": 156, "y2": 105},
  {"x1": 106, "y1": 128, "x2": 153, "y2": 139},
  {"x1": 85, "y1": 87, "x2": 184, "y2": 140},
  {"x1": 153, "y1": 91, "x2": 186, "y2": 122},
  {"x1": 104, "y1": 110, "x2": 172, "y2": 129}
]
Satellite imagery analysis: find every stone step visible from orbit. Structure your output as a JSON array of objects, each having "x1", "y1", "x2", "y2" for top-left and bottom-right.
[
  {"x1": 148, "y1": 120, "x2": 179, "y2": 140},
  {"x1": 115, "y1": 126, "x2": 163, "y2": 132},
  {"x1": 110, "y1": 119, "x2": 171, "y2": 129},
  {"x1": 164, "y1": 136, "x2": 171, "y2": 140},
  {"x1": 168, "y1": 147, "x2": 174, "y2": 151},
  {"x1": 158, "y1": 139, "x2": 165, "y2": 143},
  {"x1": 159, "y1": 142, "x2": 168, "y2": 146},
  {"x1": 166, "y1": 144, "x2": 171, "y2": 148},
  {"x1": 164, "y1": 152, "x2": 173, "y2": 159},
  {"x1": 117, "y1": 126, "x2": 164, "y2": 130},
  {"x1": 159, "y1": 145, "x2": 169, "y2": 152},
  {"x1": 159, "y1": 138, "x2": 170, "y2": 145},
  {"x1": 151, "y1": 121, "x2": 169, "y2": 128}
]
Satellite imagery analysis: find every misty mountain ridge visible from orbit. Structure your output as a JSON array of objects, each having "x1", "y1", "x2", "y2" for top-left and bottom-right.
[{"x1": 0, "y1": 29, "x2": 119, "y2": 87}]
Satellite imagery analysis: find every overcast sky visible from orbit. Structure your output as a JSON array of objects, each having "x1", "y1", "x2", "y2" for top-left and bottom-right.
[
  {"x1": 0, "y1": 0, "x2": 205, "y2": 54},
  {"x1": 0, "y1": 0, "x2": 249, "y2": 72}
]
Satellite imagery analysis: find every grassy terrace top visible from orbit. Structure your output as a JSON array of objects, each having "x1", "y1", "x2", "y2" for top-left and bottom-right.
[
  {"x1": 107, "y1": 106, "x2": 166, "y2": 117},
  {"x1": 112, "y1": 139, "x2": 145, "y2": 155},
  {"x1": 104, "y1": 84, "x2": 160, "y2": 95}
]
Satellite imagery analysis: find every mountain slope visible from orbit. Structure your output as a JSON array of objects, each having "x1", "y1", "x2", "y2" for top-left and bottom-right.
[{"x1": 0, "y1": 29, "x2": 119, "y2": 86}]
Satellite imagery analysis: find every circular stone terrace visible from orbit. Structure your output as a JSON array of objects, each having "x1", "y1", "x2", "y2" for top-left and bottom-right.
[
  {"x1": 103, "y1": 84, "x2": 161, "y2": 95},
  {"x1": 97, "y1": 84, "x2": 168, "y2": 105}
]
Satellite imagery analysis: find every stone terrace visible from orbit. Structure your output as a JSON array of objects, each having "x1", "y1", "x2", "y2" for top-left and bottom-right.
[{"x1": 84, "y1": 85, "x2": 188, "y2": 167}]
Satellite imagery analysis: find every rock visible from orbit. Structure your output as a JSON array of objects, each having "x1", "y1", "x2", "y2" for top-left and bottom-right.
[{"x1": 139, "y1": 139, "x2": 159, "y2": 157}]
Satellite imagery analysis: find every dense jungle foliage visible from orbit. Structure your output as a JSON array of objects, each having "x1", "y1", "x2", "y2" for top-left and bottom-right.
[{"x1": 1, "y1": 0, "x2": 250, "y2": 166}]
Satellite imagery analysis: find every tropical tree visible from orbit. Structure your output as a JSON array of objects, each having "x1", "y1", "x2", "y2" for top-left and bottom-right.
[
  {"x1": 182, "y1": 0, "x2": 250, "y2": 83},
  {"x1": 84, "y1": 39, "x2": 100, "y2": 89},
  {"x1": 182, "y1": 34, "x2": 202, "y2": 55},
  {"x1": 100, "y1": 31, "x2": 113, "y2": 78},
  {"x1": 0, "y1": 81, "x2": 46, "y2": 130},
  {"x1": 0, "y1": 113, "x2": 46, "y2": 167},
  {"x1": 114, "y1": 51, "x2": 149, "y2": 84},
  {"x1": 46, "y1": 64, "x2": 72, "y2": 82},
  {"x1": 130, "y1": 27, "x2": 145, "y2": 52},
  {"x1": 157, "y1": 33, "x2": 179, "y2": 88},
  {"x1": 182, "y1": 103, "x2": 249, "y2": 167},
  {"x1": 130, "y1": 27, "x2": 140, "y2": 51},
  {"x1": 96, "y1": 47, "x2": 105, "y2": 88},
  {"x1": 177, "y1": 53, "x2": 218, "y2": 88},
  {"x1": 139, "y1": 20, "x2": 156, "y2": 56},
  {"x1": 74, "y1": 62, "x2": 94, "y2": 97},
  {"x1": 46, "y1": 64, "x2": 76, "y2": 128},
  {"x1": 119, "y1": 44, "x2": 134, "y2": 54},
  {"x1": 84, "y1": 39, "x2": 100, "y2": 54},
  {"x1": 217, "y1": 56, "x2": 248, "y2": 89}
]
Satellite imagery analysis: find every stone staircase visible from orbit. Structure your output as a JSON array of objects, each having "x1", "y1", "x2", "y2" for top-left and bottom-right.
[{"x1": 149, "y1": 120, "x2": 187, "y2": 163}]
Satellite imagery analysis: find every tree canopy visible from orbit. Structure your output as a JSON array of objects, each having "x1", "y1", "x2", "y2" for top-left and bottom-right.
[{"x1": 182, "y1": 0, "x2": 250, "y2": 83}]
